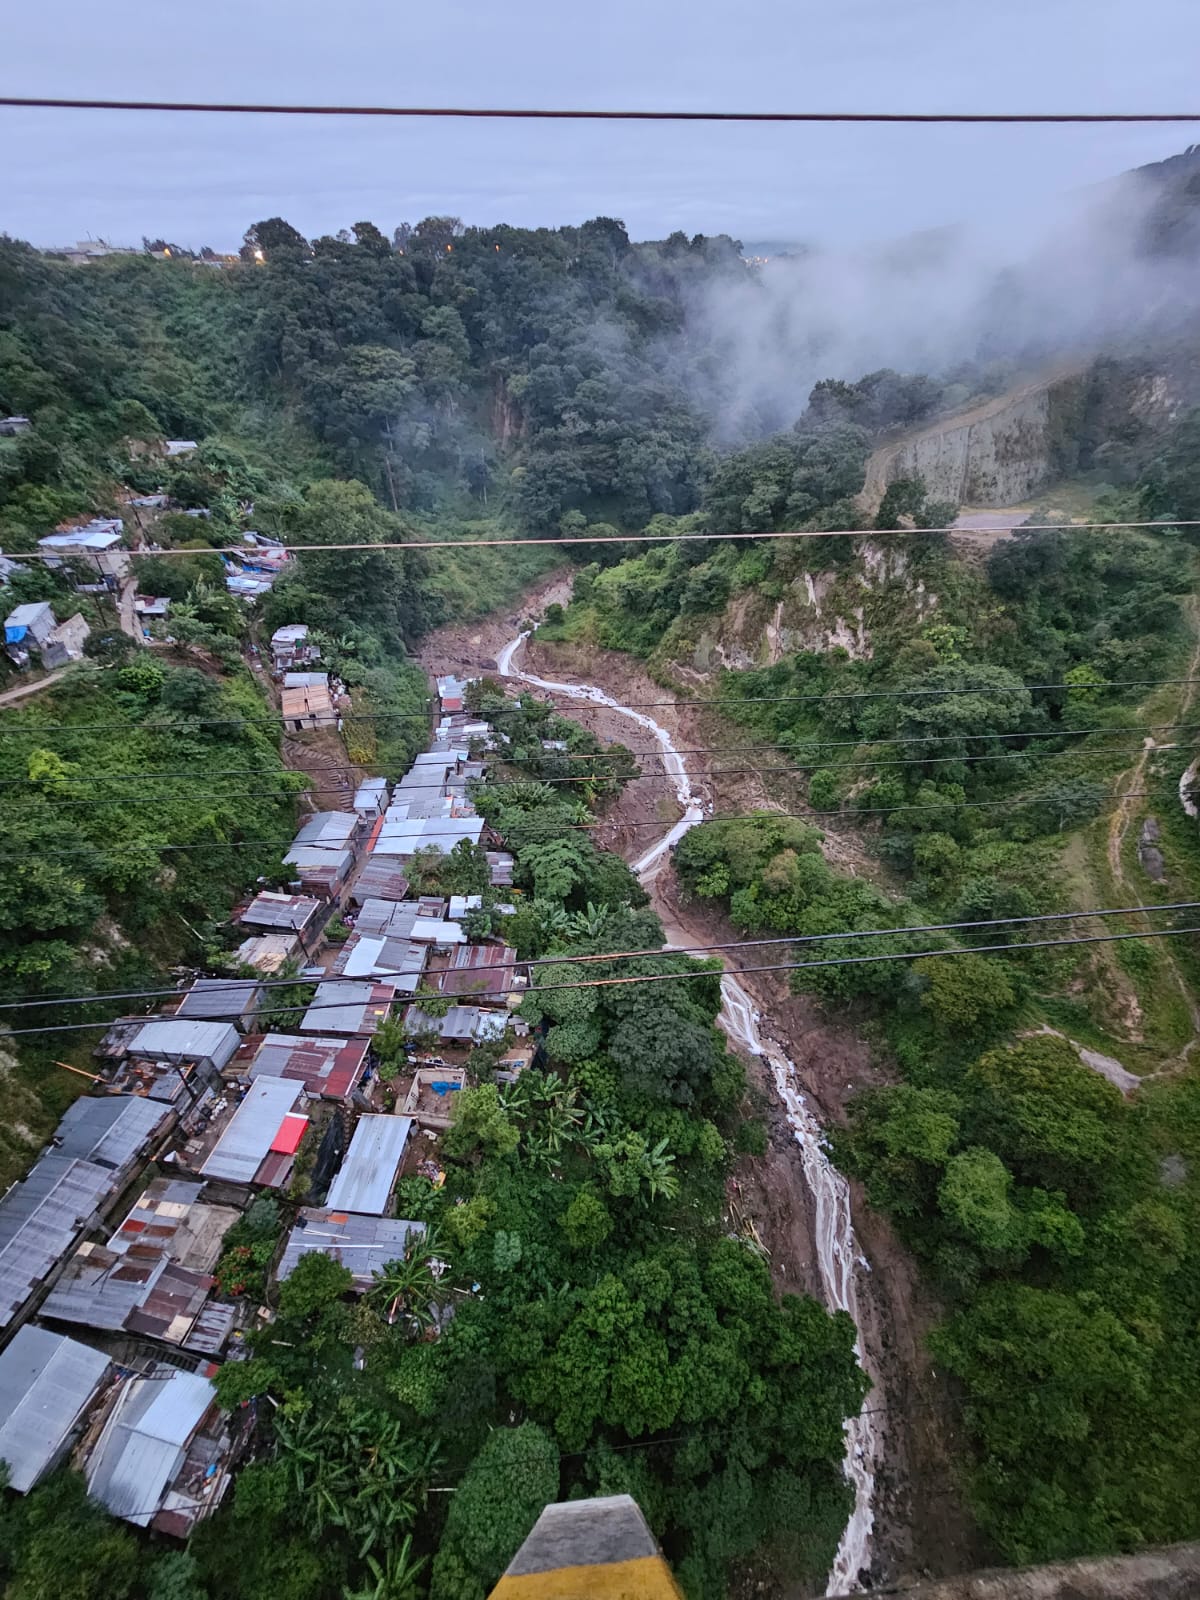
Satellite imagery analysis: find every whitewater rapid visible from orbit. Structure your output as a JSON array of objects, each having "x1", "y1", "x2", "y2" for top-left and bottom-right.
[{"x1": 497, "y1": 630, "x2": 877, "y2": 1593}]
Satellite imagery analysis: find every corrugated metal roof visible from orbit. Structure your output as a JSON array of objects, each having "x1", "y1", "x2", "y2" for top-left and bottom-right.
[
  {"x1": 354, "y1": 898, "x2": 419, "y2": 938},
  {"x1": 108, "y1": 1179, "x2": 237, "y2": 1272},
  {"x1": 200, "y1": 1078, "x2": 304, "y2": 1185},
  {"x1": 43, "y1": 1246, "x2": 215, "y2": 1346},
  {"x1": 127, "y1": 1018, "x2": 240, "y2": 1070},
  {"x1": 353, "y1": 778, "x2": 388, "y2": 815},
  {"x1": 284, "y1": 844, "x2": 353, "y2": 882},
  {"x1": 278, "y1": 1209, "x2": 425, "y2": 1292},
  {"x1": 294, "y1": 812, "x2": 358, "y2": 851},
  {"x1": 282, "y1": 671, "x2": 329, "y2": 689},
  {"x1": 55, "y1": 1095, "x2": 172, "y2": 1172},
  {"x1": 183, "y1": 1299, "x2": 236, "y2": 1355},
  {"x1": 336, "y1": 935, "x2": 426, "y2": 990},
  {"x1": 281, "y1": 684, "x2": 335, "y2": 721},
  {"x1": 350, "y1": 863, "x2": 411, "y2": 905},
  {"x1": 242, "y1": 1032, "x2": 368, "y2": 1101},
  {"x1": 439, "y1": 943, "x2": 515, "y2": 1001},
  {"x1": 487, "y1": 851, "x2": 515, "y2": 886},
  {"x1": 270, "y1": 1114, "x2": 309, "y2": 1155},
  {"x1": 326, "y1": 1116, "x2": 413, "y2": 1215},
  {"x1": 300, "y1": 981, "x2": 394, "y2": 1036},
  {"x1": 87, "y1": 1368, "x2": 214, "y2": 1526},
  {"x1": 175, "y1": 977, "x2": 262, "y2": 1023},
  {"x1": 234, "y1": 932, "x2": 300, "y2": 974},
  {"x1": 240, "y1": 892, "x2": 322, "y2": 933},
  {"x1": 0, "y1": 1156, "x2": 116, "y2": 1327},
  {"x1": 404, "y1": 1004, "x2": 509, "y2": 1044},
  {"x1": 5, "y1": 601, "x2": 54, "y2": 628},
  {"x1": 0, "y1": 1325, "x2": 111, "y2": 1491}
]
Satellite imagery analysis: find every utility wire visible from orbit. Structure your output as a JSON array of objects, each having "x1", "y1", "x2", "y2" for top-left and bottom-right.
[
  {"x1": 0, "y1": 787, "x2": 1175, "y2": 861},
  {"x1": 6, "y1": 921, "x2": 1199, "y2": 1036},
  {"x1": 16, "y1": 734, "x2": 1185, "y2": 809},
  {"x1": 4, "y1": 676, "x2": 1200, "y2": 736},
  {"x1": 0, "y1": 719, "x2": 1188, "y2": 788},
  {"x1": 4, "y1": 519, "x2": 1194, "y2": 560},
  {"x1": 4, "y1": 899, "x2": 1193, "y2": 1013},
  {"x1": 4, "y1": 97, "x2": 1200, "y2": 123}
]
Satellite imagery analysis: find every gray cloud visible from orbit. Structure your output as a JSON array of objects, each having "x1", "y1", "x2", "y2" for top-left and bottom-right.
[{"x1": 1, "y1": 0, "x2": 1197, "y2": 248}]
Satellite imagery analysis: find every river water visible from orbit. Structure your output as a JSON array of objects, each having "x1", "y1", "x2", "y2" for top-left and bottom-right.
[{"x1": 496, "y1": 631, "x2": 878, "y2": 1593}]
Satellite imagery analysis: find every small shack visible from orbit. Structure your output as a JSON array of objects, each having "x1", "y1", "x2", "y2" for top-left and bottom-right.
[
  {"x1": 41, "y1": 613, "x2": 90, "y2": 667},
  {"x1": 239, "y1": 890, "x2": 323, "y2": 948},
  {"x1": 85, "y1": 1365, "x2": 234, "y2": 1535},
  {"x1": 300, "y1": 980, "x2": 396, "y2": 1036},
  {"x1": 270, "y1": 623, "x2": 320, "y2": 673},
  {"x1": 353, "y1": 777, "x2": 389, "y2": 818},
  {"x1": 282, "y1": 680, "x2": 336, "y2": 731},
  {"x1": 174, "y1": 976, "x2": 263, "y2": 1032},
  {"x1": 113, "y1": 1017, "x2": 241, "y2": 1074},
  {"x1": 283, "y1": 844, "x2": 354, "y2": 899},
  {"x1": 239, "y1": 1032, "x2": 370, "y2": 1102},
  {"x1": 233, "y1": 932, "x2": 300, "y2": 975}
]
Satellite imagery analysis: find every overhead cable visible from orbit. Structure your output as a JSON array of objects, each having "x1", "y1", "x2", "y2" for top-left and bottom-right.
[
  {"x1": 0, "y1": 787, "x2": 1174, "y2": 860},
  {"x1": 5, "y1": 921, "x2": 1199, "y2": 1036},
  {"x1": 3, "y1": 519, "x2": 1194, "y2": 561},
  {"x1": 15, "y1": 734, "x2": 1188, "y2": 809},
  {"x1": 0, "y1": 719, "x2": 1189, "y2": 789},
  {"x1": 3, "y1": 97, "x2": 1199, "y2": 124},
  {"x1": 2, "y1": 897, "x2": 1193, "y2": 1013},
  {"x1": 4, "y1": 677, "x2": 1200, "y2": 737}
]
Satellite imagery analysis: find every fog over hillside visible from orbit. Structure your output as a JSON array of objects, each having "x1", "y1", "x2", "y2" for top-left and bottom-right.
[{"x1": 683, "y1": 149, "x2": 1200, "y2": 439}]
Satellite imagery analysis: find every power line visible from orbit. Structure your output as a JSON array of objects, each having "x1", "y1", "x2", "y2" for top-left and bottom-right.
[
  {"x1": 5, "y1": 519, "x2": 1193, "y2": 561},
  {"x1": 4, "y1": 677, "x2": 1200, "y2": 737},
  {"x1": 5, "y1": 920, "x2": 1198, "y2": 1037},
  {"x1": 4, "y1": 97, "x2": 1200, "y2": 124},
  {"x1": 3, "y1": 898, "x2": 1192, "y2": 1014},
  {"x1": 0, "y1": 786, "x2": 1175, "y2": 861},
  {"x1": 0, "y1": 719, "x2": 1187, "y2": 789},
  {"x1": 12, "y1": 733, "x2": 1183, "y2": 810}
]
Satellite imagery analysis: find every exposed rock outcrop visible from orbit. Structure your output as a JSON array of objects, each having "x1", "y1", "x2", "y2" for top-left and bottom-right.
[{"x1": 859, "y1": 372, "x2": 1086, "y2": 512}]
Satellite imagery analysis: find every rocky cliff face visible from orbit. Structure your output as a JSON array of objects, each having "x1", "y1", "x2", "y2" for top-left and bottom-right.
[
  {"x1": 859, "y1": 373, "x2": 1087, "y2": 512},
  {"x1": 687, "y1": 540, "x2": 937, "y2": 673}
]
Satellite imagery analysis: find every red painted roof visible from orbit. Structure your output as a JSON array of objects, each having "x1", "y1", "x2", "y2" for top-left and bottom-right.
[{"x1": 270, "y1": 1113, "x2": 309, "y2": 1155}]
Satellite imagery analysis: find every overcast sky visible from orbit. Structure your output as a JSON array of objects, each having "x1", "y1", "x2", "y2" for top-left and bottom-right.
[{"x1": 3, "y1": 0, "x2": 1197, "y2": 250}]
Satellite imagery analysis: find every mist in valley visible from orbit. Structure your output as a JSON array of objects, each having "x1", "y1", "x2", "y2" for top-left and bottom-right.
[{"x1": 677, "y1": 150, "x2": 1200, "y2": 441}]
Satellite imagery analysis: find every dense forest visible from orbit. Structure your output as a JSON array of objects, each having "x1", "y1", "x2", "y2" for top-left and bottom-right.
[{"x1": 4, "y1": 146, "x2": 1200, "y2": 1600}]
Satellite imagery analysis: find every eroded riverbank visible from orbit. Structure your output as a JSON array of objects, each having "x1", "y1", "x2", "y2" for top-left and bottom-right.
[
  {"x1": 418, "y1": 604, "x2": 980, "y2": 1591},
  {"x1": 494, "y1": 629, "x2": 877, "y2": 1593}
]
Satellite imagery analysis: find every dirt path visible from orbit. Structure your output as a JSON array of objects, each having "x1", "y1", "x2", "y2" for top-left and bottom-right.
[
  {"x1": 1106, "y1": 605, "x2": 1200, "y2": 1050},
  {"x1": 0, "y1": 668, "x2": 68, "y2": 707}
]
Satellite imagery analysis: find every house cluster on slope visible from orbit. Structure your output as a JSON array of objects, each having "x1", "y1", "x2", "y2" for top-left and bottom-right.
[
  {"x1": 2, "y1": 499, "x2": 298, "y2": 669},
  {"x1": 0, "y1": 666, "x2": 534, "y2": 1535}
]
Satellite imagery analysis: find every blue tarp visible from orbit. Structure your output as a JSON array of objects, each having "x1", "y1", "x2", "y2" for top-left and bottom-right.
[
  {"x1": 5, "y1": 624, "x2": 26, "y2": 644},
  {"x1": 430, "y1": 1081, "x2": 462, "y2": 1097}
]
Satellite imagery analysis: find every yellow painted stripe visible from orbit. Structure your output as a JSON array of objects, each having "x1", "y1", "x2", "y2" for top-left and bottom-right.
[{"x1": 491, "y1": 1554, "x2": 682, "y2": 1600}]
